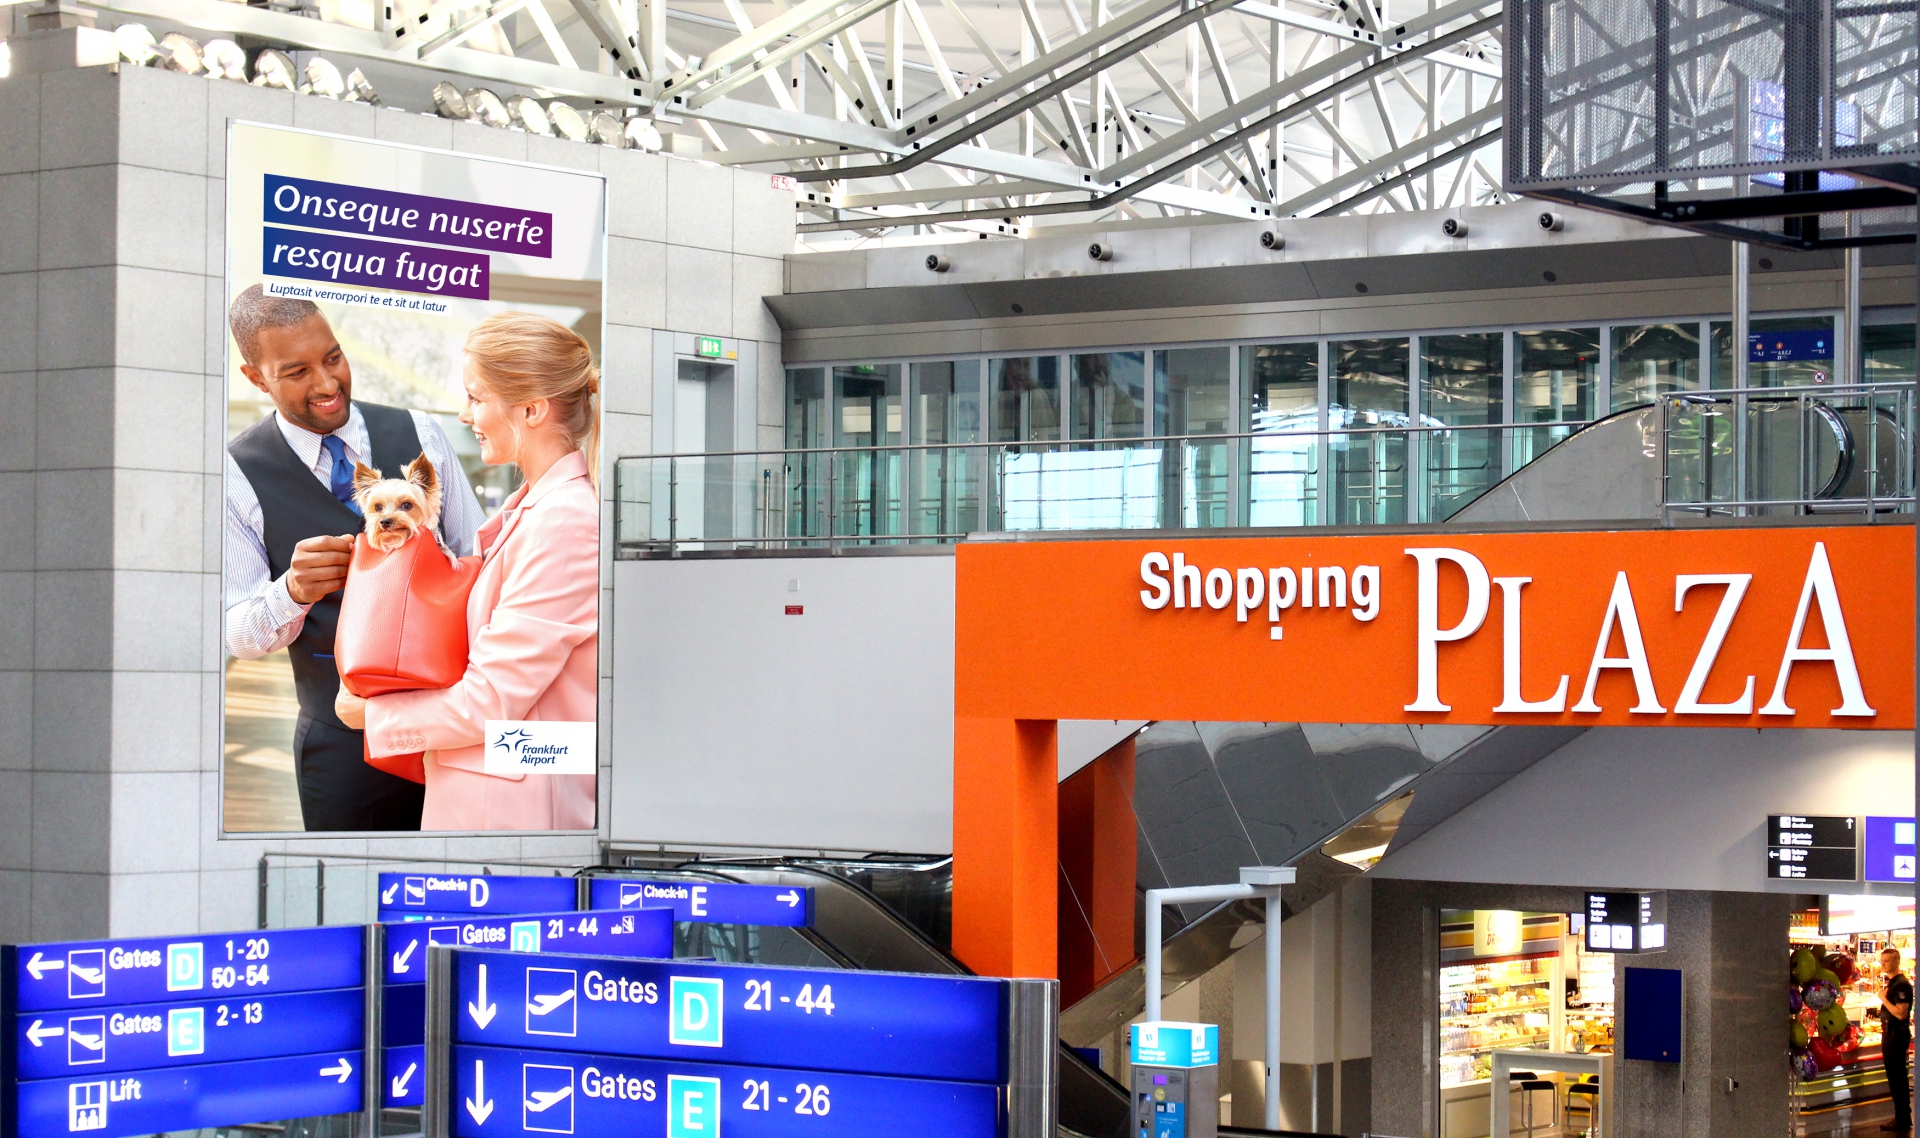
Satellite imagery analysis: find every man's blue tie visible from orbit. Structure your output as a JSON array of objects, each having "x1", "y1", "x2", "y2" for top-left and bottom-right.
[{"x1": 321, "y1": 434, "x2": 363, "y2": 516}]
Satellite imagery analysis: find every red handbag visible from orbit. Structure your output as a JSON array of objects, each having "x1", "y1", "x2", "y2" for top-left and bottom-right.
[{"x1": 335, "y1": 531, "x2": 482, "y2": 783}]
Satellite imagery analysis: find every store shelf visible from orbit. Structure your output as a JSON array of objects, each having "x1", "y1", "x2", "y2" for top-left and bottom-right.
[
  {"x1": 1441, "y1": 1032, "x2": 1553, "y2": 1057},
  {"x1": 1442, "y1": 1001, "x2": 1552, "y2": 1019}
]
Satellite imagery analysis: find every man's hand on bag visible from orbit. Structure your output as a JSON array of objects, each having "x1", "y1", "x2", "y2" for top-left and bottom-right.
[
  {"x1": 335, "y1": 689, "x2": 367, "y2": 730},
  {"x1": 285, "y1": 535, "x2": 355, "y2": 604}
]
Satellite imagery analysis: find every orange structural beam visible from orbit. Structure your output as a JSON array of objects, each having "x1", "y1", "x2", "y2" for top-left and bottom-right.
[
  {"x1": 1058, "y1": 736, "x2": 1139, "y2": 1006},
  {"x1": 952, "y1": 717, "x2": 1058, "y2": 979}
]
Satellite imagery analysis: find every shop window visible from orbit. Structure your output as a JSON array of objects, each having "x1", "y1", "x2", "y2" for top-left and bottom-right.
[
  {"x1": 1513, "y1": 328, "x2": 1598, "y2": 471},
  {"x1": 1330, "y1": 338, "x2": 1410, "y2": 524},
  {"x1": 1071, "y1": 351, "x2": 1149, "y2": 441},
  {"x1": 1863, "y1": 322, "x2": 1915, "y2": 385},
  {"x1": 1710, "y1": 315, "x2": 1836, "y2": 388},
  {"x1": 1158, "y1": 347, "x2": 1231, "y2": 528},
  {"x1": 1789, "y1": 900, "x2": 1916, "y2": 1119},
  {"x1": 1610, "y1": 322, "x2": 1700, "y2": 411},
  {"x1": 1420, "y1": 332, "x2": 1504, "y2": 521},
  {"x1": 991, "y1": 356, "x2": 1062, "y2": 445},
  {"x1": 1244, "y1": 342, "x2": 1320, "y2": 528}
]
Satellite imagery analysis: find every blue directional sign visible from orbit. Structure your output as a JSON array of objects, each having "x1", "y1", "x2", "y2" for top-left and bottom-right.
[
  {"x1": 447, "y1": 1045, "x2": 1002, "y2": 1138},
  {"x1": 377, "y1": 874, "x2": 577, "y2": 918},
  {"x1": 383, "y1": 1044, "x2": 426, "y2": 1108},
  {"x1": 448, "y1": 950, "x2": 1008, "y2": 1084},
  {"x1": 587, "y1": 879, "x2": 815, "y2": 928},
  {"x1": 1866, "y1": 816, "x2": 1918, "y2": 883},
  {"x1": 14, "y1": 987, "x2": 363, "y2": 1079},
  {"x1": 13, "y1": 1051, "x2": 363, "y2": 1138},
  {"x1": 383, "y1": 911, "x2": 672, "y2": 985},
  {"x1": 7, "y1": 927, "x2": 364, "y2": 1012}
]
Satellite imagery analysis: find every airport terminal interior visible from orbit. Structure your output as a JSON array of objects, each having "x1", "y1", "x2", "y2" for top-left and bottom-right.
[{"x1": 3, "y1": 0, "x2": 1920, "y2": 1135}]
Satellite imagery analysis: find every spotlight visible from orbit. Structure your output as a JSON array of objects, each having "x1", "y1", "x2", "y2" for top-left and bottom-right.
[
  {"x1": 547, "y1": 101, "x2": 589, "y2": 141},
  {"x1": 1441, "y1": 217, "x2": 1468, "y2": 237},
  {"x1": 507, "y1": 95, "x2": 551, "y2": 135},
  {"x1": 431, "y1": 80, "x2": 470, "y2": 119},
  {"x1": 1087, "y1": 242, "x2": 1113, "y2": 262},
  {"x1": 624, "y1": 117, "x2": 662, "y2": 151},
  {"x1": 926, "y1": 254, "x2": 950, "y2": 272},
  {"x1": 588, "y1": 111, "x2": 625, "y2": 147},
  {"x1": 1259, "y1": 229, "x2": 1285, "y2": 250},
  {"x1": 464, "y1": 87, "x2": 511, "y2": 128},
  {"x1": 0, "y1": 41, "x2": 9, "y2": 81},
  {"x1": 343, "y1": 68, "x2": 381, "y2": 104},
  {"x1": 1539, "y1": 211, "x2": 1564, "y2": 232},
  {"x1": 158, "y1": 32, "x2": 205, "y2": 74},
  {"x1": 251, "y1": 49, "x2": 296, "y2": 90},
  {"x1": 302, "y1": 56, "x2": 345, "y2": 98},
  {"x1": 114, "y1": 23, "x2": 159, "y2": 65},
  {"x1": 201, "y1": 39, "x2": 247, "y2": 80}
]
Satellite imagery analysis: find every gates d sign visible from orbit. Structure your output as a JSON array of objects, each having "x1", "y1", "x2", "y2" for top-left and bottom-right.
[{"x1": 957, "y1": 526, "x2": 1912, "y2": 729}]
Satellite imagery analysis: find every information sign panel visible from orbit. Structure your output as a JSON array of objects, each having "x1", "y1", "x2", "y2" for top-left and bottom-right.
[
  {"x1": 384, "y1": 912, "x2": 672, "y2": 985},
  {"x1": 1584, "y1": 892, "x2": 1668, "y2": 954},
  {"x1": 14, "y1": 987, "x2": 363, "y2": 1079},
  {"x1": 377, "y1": 874, "x2": 578, "y2": 918},
  {"x1": 587, "y1": 879, "x2": 814, "y2": 928},
  {"x1": 447, "y1": 1044, "x2": 1002, "y2": 1138},
  {"x1": 447, "y1": 950, "x2": 1008, "y2": 1084},
  {"x1": 13, "y1": 1052, "x2": 364, "y2": 1138},
  {"x1": 8, "y1": 928, "x2": 364, "y2": 1013},
  {"x1": 1865, "y1": 816, "x2": 1918, "y2": 884},
  {"x1": 1766, "y1": 815, "x2": 1858, "y2": 880}
]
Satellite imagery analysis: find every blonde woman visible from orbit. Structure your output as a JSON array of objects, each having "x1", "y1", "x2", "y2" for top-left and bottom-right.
[{"x1": 336, "y1": 312, "x2": 599, "y2": 830}]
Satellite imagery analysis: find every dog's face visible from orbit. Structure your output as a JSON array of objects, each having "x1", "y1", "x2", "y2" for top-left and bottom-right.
[{"x1": 352, "y1": 455, "x2": 443, "y2": 552}]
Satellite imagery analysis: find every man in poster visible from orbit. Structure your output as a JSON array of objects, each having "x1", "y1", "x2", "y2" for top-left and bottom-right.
[{"x1": 223, "y1": 284, "x2": 485, "y2": 831}]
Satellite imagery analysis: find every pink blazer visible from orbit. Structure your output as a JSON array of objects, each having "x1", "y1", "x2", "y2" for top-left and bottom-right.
[{"x1": 366, "y1": 450, "x2": 598, "y2": 831}]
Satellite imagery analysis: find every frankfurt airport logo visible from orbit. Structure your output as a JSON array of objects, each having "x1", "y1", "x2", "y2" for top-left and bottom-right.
[
  {"x1": 484, "y1": 720, "x2": 596, "y2": 775},
  {"x1": 521, "y1": 1064, "x2": 575, "y2": 1135},
  {"x1": 669, "y1": 978, "x2": 723, "y2": 1048},
  {"x1": 525, "y1": 968, "x2": 578, "y2": 1037}
]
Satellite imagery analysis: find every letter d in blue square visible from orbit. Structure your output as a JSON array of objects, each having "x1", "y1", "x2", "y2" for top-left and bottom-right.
[
  {"x1": 669, "y1": 977, "x2": 723, "y2": 1048},
  {"x1": 166, "y1": 943, "x2": 203, "y2": 992},
  {"x1": 666, "y1": 1075, "x2": 720, "y2": 1138}
]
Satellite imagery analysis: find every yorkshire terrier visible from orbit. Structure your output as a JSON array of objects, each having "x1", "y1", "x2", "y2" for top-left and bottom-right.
[{"x1": 352, "y1": 456, "x2": 443, "y2": 554}]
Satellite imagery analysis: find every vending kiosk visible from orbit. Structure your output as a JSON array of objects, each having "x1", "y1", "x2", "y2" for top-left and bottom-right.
[{"x1": 1129, "y1": 1021, "x2": 1220, "y2": 1138}]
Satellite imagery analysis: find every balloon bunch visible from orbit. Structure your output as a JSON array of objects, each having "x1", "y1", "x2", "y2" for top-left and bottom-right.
[{"x1": 1790, "y1": 947, "x2": 1862, "y2": 1073}]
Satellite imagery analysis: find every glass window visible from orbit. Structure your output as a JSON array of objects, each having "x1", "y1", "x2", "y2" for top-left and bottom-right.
[
  {"x1": 1711, "y1": 316, "x2": 1836, "y2": 387},
  {"x1": 1157, "y1": 347, "x2": 1231, "y2": 528},
  {"x1": 786, "y1": 368, "x2": 827, "y2": 449},
  {"x1": 1330, "y1": 338, "x2": 1410, "y2": 524},
  {"x1": 1513, "y1": 329, "x2": 1598, "y2": 470},
  {"x1": 910, "y1": 361, "x2": 984, "y2": 538},
  {"x1": 1243, "y1": 343, "x2": 1319, "y2": 527},
  {"x1": 912, "y1": 360, "x2": 983, "y2": 444},
  {"x1": 1610, "y1": 323, "x2": 1699, "y2": 410},
  {"x1": 1864, "y1": 322, "x2": 1916, "y2": 385},
  {"x1": 991, "y1": 356, "x2": 1061, "y2": 444},
  {"x1": 1420, "y1": 333, "x2": 1503, "y2": 521},
  {"x1": 833, "y1": 364, "x2": 902, "y2": 447},
  {"x1": 1071, "y1": 351, "x2": 1148, "y2": 440}
]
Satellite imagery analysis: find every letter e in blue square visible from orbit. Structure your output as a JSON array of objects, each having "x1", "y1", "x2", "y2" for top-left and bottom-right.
[
  {"x1": 666, "y1": 1075, "x2": 721, "y2": 1138},
  {"x1": 167, "y1": 1008, "x2": 205, "y2": 1057}
]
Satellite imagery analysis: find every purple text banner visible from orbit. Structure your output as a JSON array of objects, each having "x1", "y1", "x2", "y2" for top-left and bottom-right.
[
  {"x1": 264, "y1": 173, "x2": 553, "y2": 258},
  {"x1": 262, "y1": 226, "x2": 490, "y2": 300}
]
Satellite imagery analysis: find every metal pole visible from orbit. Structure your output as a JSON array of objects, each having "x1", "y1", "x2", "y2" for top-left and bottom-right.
[
  {"x1": 1734, "y1": 243, "x2": 1751, "y2": 512},
  {"x1": 1265, "y1": 879, "x2": 1281, "y2": 1131},
  {"x1": 1844, "y1": 241, "x2": 1861, "y2": 384},
  {"x1": 316, "y1": 859, "x2": 325, "y2": 926},
  {"x1": 1145, "y1": 894, "x2": 1164, "y2": 1020},
  {"x1": 257, "y1": 855, "x2": 268, "y2": 930}
]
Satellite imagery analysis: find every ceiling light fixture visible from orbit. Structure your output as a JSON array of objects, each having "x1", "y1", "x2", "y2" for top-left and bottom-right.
[
  {"x1": 158, "y1": 32, "x2": 204, "y2": 74},
  {"x1": 251, "y1": 49, "x2": 296, "y2": 90},
  {"x1": 431, "y1": 80, "x2": 470, "y2": 118},
  {"x1": 201, "y1": 39, "x2": 247, "y2": 80},
  {"x1": 507, "y1": 95, "x2": 551, "y2": 135},
  {"x1": 547, "y1": 101, "x2": 588, "y2": 142},
  {"x1": 343, "y1": 68, "x2": 381, "y2": 104},
  {"x1": 623, "y1": 118, "x2": 662, "y2": 152},
  {"x1": 464, "y1": 87, "x2": 511, "y2": 128},
  {"x1": 114, "y1": 23, "x2": 159, "y2": 65},
  {"x1": 302, "y1": 56, "x2": 345, "y2": 98},
  {"x1": 588, "y1": 111, "x2": 625, "y2": 147}
]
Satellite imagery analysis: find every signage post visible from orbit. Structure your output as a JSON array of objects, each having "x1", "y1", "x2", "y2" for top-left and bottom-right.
[
  {"x1": 3, "y1": 927, "x2": 367, "y2": 1138},
  {"x1": 423, "y1": 946, "x2": 1057, "y2": 1138}
]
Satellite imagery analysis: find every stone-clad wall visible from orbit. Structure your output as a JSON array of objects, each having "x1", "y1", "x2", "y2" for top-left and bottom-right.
[{"x1": 0, "y1": 58, "x2": 793, "y2": 940}]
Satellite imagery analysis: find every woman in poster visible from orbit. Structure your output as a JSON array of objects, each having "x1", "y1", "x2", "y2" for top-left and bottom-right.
[{"x1": 336, "y1": 312, "x2": 599, "y2": 830}]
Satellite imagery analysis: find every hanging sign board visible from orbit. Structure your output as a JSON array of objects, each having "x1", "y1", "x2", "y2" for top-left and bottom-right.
[
  {"x1": 377, "y1": 874, "x2": 579, "y2": 922},
  {"x1": 586, "y1": 879, "x2": 815, "y2": 927},
  {"x1": 1766, "y1": 815, "x2": 1858, "y2": 880}
]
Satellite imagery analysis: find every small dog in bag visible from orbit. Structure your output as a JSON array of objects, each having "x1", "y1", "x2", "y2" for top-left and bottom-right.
[{"x1": 352, "y1": 455, "x2": 445, "y2": 554}]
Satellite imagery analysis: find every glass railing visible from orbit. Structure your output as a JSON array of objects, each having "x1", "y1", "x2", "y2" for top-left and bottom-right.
[
  {"x1": 1661, "y1": 384, "x2": 1916, "y2": 517},
  {"x1": 613, "y1": 420, "x2": 1588, "y2": 554}
]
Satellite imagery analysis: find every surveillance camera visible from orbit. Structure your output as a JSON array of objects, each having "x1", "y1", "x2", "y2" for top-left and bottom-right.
[
  {"x1": 926, "y1": 254, "x2": 951, "y2": 273},
  {"x1": 1088, "y1": 242, "x2": 1113, "y2": 262},
  {"x1": 1259, "y1": 230, "x2": 1285, "y2": 250},
  {"x1": 1539, "y1": 211, "x2": 1564, "y2": 232},
  {"x1": 1442, "y1": 217, "x2": 1468, "y2": 238}
]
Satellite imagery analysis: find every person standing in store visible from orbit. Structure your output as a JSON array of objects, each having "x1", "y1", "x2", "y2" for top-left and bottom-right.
[{"x1": 1880, "y1": 946, "x2": 1913, "y2": 1133}]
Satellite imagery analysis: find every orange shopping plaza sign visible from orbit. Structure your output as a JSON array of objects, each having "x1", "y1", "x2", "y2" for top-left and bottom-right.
[{"x1": 955, "y1": 525, "x2": 1915, "y2": 729}]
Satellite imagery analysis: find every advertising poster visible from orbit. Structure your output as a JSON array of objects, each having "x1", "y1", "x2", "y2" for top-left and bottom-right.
[{"x1": 221, "y1": 123, "x2": 605, "y2": 834}]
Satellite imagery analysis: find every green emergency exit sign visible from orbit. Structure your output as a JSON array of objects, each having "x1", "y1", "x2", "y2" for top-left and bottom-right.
[{"x1": 696, "y1": 336, "x2": 724, "y2": 357}]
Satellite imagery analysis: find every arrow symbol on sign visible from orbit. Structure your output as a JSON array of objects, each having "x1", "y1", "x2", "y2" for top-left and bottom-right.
[
  {"x1": 25, "y1": 1020, "x2": 63, "y2": 1047},
  {"x1": 390, "y1": 1062, "x2": 417, "y2": 1098},
  {"x1": 391, "y1": 939, "x2": 417, "y2": 975},
  {"x1": 467, "y1": 963, "x2": 497, "y2": 1029},
  {"x1": 381, "y1": 882, "x2": 399, "y2": 905},
  {"x1": 777, "y1": 890, "x2": 800, "y2": 908},
  {"x1": 24, "y1": 953, "x2": 63, "y2": 981},
  {"x1": 320, "y1": 1058, "x2": 353, "y2": 1084},
  {"x1": 465, "y1": 1060, "x2": 494, "y2": 1124}
]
